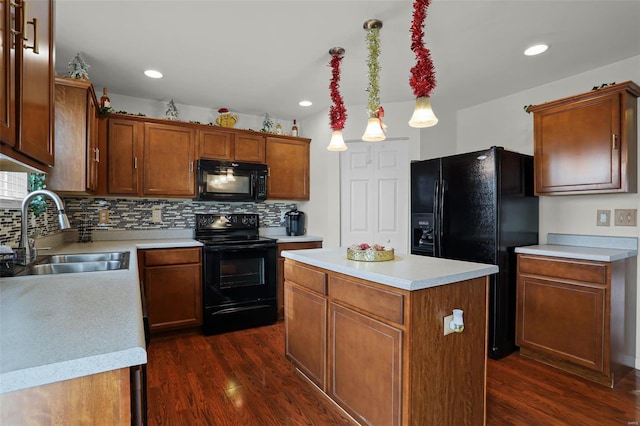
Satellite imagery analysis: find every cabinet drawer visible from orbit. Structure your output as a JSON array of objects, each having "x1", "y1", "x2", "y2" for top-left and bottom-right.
[
  {"x1": 144, "y1": 247, "x2": 201, "y2": 266},
  {"x1": 518, "y1": 255, "x2": 607, "y2": 285},
  {"x1": 285, "y1": 261, "x2": 327, "y2": 294},
  {"x1": 329, "y1": 275, "x2": 404, "y2": 325}
]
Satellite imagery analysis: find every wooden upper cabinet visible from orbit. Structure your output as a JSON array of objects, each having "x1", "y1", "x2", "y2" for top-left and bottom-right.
[
  {"x1": 143, "y1": 122, "x2": 195, "y2": 197},
  {"x1": 198, "y1": 128, "x2": 234, "y2": 160},
  {"x1": 198, "y1": 128, "x2": 265, "y2": 163},
  {"x1": 0, "y1": 0, "x2": 54, "y2": 171},
  {"x1": 48, "y1": 77, "x2": 99, "y2": 194},
  {"x1": 266, "y1": 136, "x2": 310, "y2": 200},
  {"x1": 235, "y1": 133, "x2": 265, "y2": 163},
  {"x1": 530, "y1": 81, "x2": 639, "y2": 195},
  {"x1": 108, "y1": 118, "x2": 143, "y2": 195}
]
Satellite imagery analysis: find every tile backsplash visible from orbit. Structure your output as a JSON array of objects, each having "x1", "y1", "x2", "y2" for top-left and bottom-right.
[{"x1": 0, "y1": 197, "x2": 297, "y2": 246}]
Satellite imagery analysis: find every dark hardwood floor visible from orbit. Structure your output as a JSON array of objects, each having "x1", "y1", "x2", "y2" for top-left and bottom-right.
[{"x1": 147, "y1": 322, "x2": 639, "y2": 425}]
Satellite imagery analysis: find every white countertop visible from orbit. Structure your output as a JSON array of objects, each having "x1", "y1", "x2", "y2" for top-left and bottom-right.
[
  {"x1": 274, "y1": 235, "x2": 323, "y2": 243},
  {"x1": 0, "y1": 238, "x2": 202, "y2": 394},
  {"x1": 281, "y1": 247, "x2": 498, "y2": 291},
  {"x1": 515, "y1": 233, "x2": 638, "y2": 262}
]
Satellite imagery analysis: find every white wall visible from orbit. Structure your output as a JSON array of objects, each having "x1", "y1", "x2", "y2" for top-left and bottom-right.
[{"x1": 456, "y1": 55, "x2": 640, "y2": 367}]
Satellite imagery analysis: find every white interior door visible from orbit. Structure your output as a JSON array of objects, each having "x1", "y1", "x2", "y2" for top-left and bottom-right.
[{"x1": 340, "y1": 139, "x2": 409, "y2": 251}]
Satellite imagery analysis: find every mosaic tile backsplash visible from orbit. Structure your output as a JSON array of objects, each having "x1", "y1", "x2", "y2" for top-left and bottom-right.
[{"x1": 0, "y1": 197, "x2": 297, "y2": 246}]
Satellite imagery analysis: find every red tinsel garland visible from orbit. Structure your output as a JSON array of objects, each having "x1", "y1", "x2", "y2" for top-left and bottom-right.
[
  {"x1": 409, "y1": 0, "x2": 436, "y2": 98},
  {"x1": 329, "y1": 54, "x2": 347, "y2": 131}
]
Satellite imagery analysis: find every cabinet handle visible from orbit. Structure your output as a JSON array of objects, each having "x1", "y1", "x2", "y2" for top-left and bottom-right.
[
  {"x1": 94, "y1": 148, "x2": 100, "y2": 163},
  {"x1": 612, "y1": 134, "x2": 619, "y2": 150},
  {"x1": 268, "y1": 167, "x2": 271, "y2": 177},
  {"x1": 16, "y1": 1, "x2": 39, "y2": 54},
  {"x1": 134, "y1": 157, "x2": 138, "y2": 169},
  {"x1": 189, "y1": 161, "x2": 193, "y2": 172},
  {"x1": 9, "y1": 1, "x2": 26, "y2": 41},
  {"x1": 24, "y1": 17, "x2": 39, "y2": 54}
]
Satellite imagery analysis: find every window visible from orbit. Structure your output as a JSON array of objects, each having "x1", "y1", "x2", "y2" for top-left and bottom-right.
[{"x1": 0, "y1": 171, "x2": 28, "y2": 209}]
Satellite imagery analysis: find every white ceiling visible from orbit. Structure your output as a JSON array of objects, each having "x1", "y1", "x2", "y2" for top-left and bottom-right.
[{"x1": 54, "y1": 1, "x2": 640, "y2": 121}]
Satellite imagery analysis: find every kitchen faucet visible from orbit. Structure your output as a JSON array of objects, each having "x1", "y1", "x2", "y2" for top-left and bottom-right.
[{"x1": 19, "y1": 190, "x2": 71, "y2": 265}]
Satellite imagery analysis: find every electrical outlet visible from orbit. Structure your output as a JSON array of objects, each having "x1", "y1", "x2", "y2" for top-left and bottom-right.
[
  {"x1": 152, "y1": 208, "x2": 162, "y2": 223},
  {"x1": 98, "y1": 209, "x2": 109, "y2": 224},
  {"x1": 443, "y1": 314, "x2": 454, "y2": 336},
  {"x1": 596, "y1": 210, "x2": 610, "y2": 226},
  {"x1": 614, "y1": 209, "x2": 637, "y2": 226}
]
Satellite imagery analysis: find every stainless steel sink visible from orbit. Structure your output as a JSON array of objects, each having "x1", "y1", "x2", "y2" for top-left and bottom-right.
[
  {"x1": 16, "y1": 251, "x2": 130, "y2": 276},
  {"x1": 48, "y1": 252, "x2": 128, "y2": 264}
]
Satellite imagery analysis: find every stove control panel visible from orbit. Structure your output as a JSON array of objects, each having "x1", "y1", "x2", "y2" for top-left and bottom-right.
[{"x1": 196, "y1": 214, "x2": 259, "y2": 230}]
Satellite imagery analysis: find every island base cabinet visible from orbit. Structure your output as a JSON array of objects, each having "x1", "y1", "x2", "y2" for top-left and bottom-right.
[
  {"x1": 284, "y1": 259, "x2": 489, "y2": 426},
  {"x1": 330, "y1": 303, "x2": 402, "y2": 426},
  {"x1": 0, "y1": 368, "x2": 131, "y2": 425}
]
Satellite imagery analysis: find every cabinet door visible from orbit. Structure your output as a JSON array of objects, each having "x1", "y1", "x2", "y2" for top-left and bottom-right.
[
  {"x1": 87, "y1": 91, "x2": 99, "y2": 191},
  {"x1": 531, "y1": 82, "x2": 640, "y2": 195},
  {"x1": 329, "y1": 302, "x2": 402, "y2": 426},
  {"x1": 16, "y1": 0, "x2": 54, "y2": 166},
  {"x1": 266, "y1": 137, "x2": 310, "y2": 200},
  {"x1": 285, "y1": 281, "x2": 327, "y2": 390},
  {"x1": 517, "y1": 274, "x2": 605, "y2": 372},
  {"x1": 0, "y1": 0, "x2": 16, "y2": 146},
  {"x1": 108, "y1": 118, "x2": 142, "y2": 195},
  {"x1": 198, "y1": 128, "x2": 233, "y2": 160},
  {"x1": 144, "y1": 263, "x2": 202, "y2": 332},
  {"x1": 143, "y1": 123, "x2": 195, "y2": 197},
  {"x1": 49, "y1": 78, "x2": 98, "y2": 194},
  {"x1": 235, "y1": 133, "x2": 265, "y2": 163}
]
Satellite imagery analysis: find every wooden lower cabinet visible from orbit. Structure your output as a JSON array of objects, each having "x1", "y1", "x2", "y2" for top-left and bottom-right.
[
  {"x1": 284, "y1": 259, "x2": 489, "y2": 426},
  {"x1": 277, "y1": 241, "x2": 323, "y2": 318},
  {"x1": 516, "y1": 254, "x2": 630, "y2": 387},
  {"x1": 139, "y1": 247, "x2": 202, "y2": 333},
  {"x1": 285, "y1": 281, "x2": 327, "y2": 390},
  {"x1": 330, "y1": 302, "x2": 402, "y2": 425},
  {"x1": 0, "y1": 368, "x2": 132, "y2": 425}
]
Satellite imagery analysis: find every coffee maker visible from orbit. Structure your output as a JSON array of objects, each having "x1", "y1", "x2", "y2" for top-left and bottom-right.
[{"x1": 285, "y1": 208, "x2": 306, "y2": 236}]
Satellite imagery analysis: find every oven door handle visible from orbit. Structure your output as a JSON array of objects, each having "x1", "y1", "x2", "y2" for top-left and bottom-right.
[{"x1": 204, "y1": 244, "x2": 275, "y2": 252}]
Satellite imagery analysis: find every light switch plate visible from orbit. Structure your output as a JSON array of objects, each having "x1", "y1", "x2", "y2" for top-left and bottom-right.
[
  {"x1": 596, "y1": 210, "x2": 610, "y2": 226},
  {"x1": 614, "y1": 209, "x2": 637, "y2": 226}
]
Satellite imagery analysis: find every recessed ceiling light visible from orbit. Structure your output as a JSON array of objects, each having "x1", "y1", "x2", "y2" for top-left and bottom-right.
[
  {"x1": 524, "y1": 44, "x2": 549, "y2": 56},
  {"x1": 299, "y1": 100, "x2": 312, "y2": 107},
  {"x1": 144, "y1": 69, "x2": 163, "y2": 79}
]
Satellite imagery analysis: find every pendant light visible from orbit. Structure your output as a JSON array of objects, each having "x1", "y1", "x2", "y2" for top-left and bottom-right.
[
  {"x1": 408, "y1": 0, "x2": 438, "y2": 128},
  {"x1": 327, "y1": 47, "x2": 348, "y2": 151},
  {"x1": 362, "y1": 19, "x2": 386, "y2": 142}
]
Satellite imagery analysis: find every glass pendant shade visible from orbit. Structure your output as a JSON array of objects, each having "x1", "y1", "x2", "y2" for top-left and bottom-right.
[
  {"x1": 362, "y1": 118, "x2": 386, "y2": 142},
  {"x1": 408, "y1": 97, "x2": 438, "y2": 128},
  {"x1": 327, "y1": 130, "x2": 347, "y2": 151}
]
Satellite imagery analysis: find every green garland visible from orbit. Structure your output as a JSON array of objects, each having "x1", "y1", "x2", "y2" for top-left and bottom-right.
[{"x1": 365, "y1": 27, "x2": 381, "y2": 118}]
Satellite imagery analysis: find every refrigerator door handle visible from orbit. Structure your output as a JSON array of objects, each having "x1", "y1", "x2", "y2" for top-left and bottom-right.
[
  {"x1": 434, "y1": 180, "x2": 440, "y2": 256},
  {"x1": 438, "y1": 179, "x2": 446, "y2": 257}
]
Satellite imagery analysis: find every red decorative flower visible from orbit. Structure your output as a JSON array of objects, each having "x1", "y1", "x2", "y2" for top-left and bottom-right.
[{"x1": 409, "y1": 0, "x2": 436, "y2": 98}]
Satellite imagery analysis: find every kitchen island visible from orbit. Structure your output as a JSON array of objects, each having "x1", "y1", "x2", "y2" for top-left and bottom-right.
[
  {"x1": 0, "y1": 237, "x2": 201, "y2": 425},
  {"x1": 282, "y1": 247, "x2": 499, "y2": 426}
]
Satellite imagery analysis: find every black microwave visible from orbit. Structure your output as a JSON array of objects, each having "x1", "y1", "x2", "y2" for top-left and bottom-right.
[{"x1": 195, "y1": 159, "x2": 268, "y2": 202}]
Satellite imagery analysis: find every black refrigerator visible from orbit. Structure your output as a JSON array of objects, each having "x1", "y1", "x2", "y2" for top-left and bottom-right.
[{"x1": 410, "y1": 146, "x2": 539, "y2": 360}]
